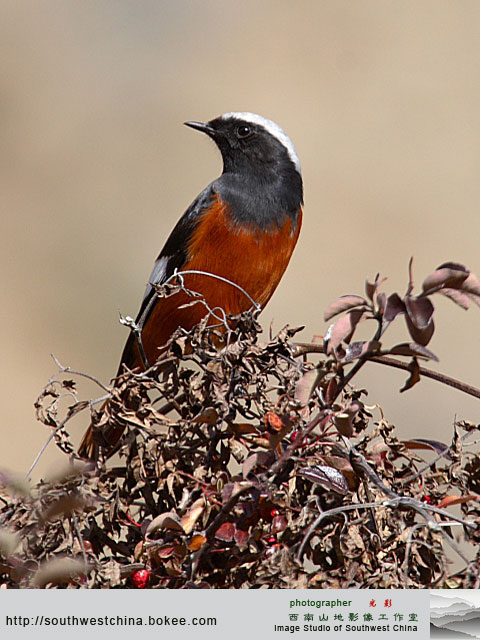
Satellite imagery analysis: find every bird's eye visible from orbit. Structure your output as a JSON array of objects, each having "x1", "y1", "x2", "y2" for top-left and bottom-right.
[{"x1": 237, "y1": 125, "x2": 252, "y2": 139}]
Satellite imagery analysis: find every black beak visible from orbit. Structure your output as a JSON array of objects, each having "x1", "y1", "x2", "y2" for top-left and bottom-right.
[{"x1": 184, "y1": 121, "x2": 216, "y2": 136}]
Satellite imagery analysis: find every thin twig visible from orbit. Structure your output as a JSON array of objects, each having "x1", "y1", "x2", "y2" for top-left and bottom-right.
[
  {"x1": 26, "y1": 394, "x2": 108, "y2": 480},
  {"x1": 292, "y1": 342, "x2": 480, "y2": 401},
  {"x1": 297, "y1": 495, "x2": 476, "y2": 562},
  {"x1": 188, "y1": 482, "x2": 254, "y2": 579},
  {"x1": 138, "y1": 269, "x2": 261, "y2": 340},
  {"x1": 370, "y1": 355, "x2": 480, "y2": 400},
  {"x1": 348, "y1": 447, "x2": 398, "y2": 498},
  {"x1": 166, "y1": 269, "x2": 261, "y2": 312},
  {"x1": 400, "y1": 422, "x2": 476, "y2": 486},
  {"x1": 70, "y1": 513, "x2": 93, "y2": 588},
  {"x1": 265, "y1": 410, "x2": 330, "y2": 478},
  {"x1": 51, "y1": 355, "x2": 111, "y2": 393},
  {"x1": 119, "y1": 315, "x2": 150, "y2": 369}
]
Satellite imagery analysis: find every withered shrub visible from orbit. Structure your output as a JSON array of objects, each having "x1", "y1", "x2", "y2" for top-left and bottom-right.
[{"x1": 1, "y1": 261, "x2": 480, "y2": 588}]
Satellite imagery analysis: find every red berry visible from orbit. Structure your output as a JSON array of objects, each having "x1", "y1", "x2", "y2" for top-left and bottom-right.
[{"x1": 131, "y1": 569, "x2": 150, "y2": 588}]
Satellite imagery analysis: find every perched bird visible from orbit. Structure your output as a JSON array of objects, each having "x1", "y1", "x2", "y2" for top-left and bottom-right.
[{"x1": 78, "y1": 112, "x2": 303, "y2": 459}]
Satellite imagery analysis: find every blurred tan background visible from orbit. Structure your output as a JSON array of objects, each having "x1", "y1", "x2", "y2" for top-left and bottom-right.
[{"x1": 2, "y1": 0, "x2": 480, "y2": 480}]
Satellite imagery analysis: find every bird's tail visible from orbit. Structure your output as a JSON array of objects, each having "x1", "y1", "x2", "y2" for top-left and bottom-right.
[
  {"x1": 78, "y1": 398, "x2": 128, "y2": 460},
  {"x1": 78, "y1": 332, "x2": 143, "y2": 460},
  {"x1": 77, "y1": 425, "x2": 96, "y2": 460},
  {"x1": 77, "y1": 418, "x2": 99, "y2": 460}
]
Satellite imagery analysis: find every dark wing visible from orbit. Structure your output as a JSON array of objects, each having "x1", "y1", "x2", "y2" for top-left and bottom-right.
[
  {"x1": 135, "y1": 184, "x2": 217, "y2": 326},
  {"x1": 116, "y1": 184, "x2": 217, "y2": 373}
]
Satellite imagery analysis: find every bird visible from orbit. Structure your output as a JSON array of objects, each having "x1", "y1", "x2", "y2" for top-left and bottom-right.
[{"x1": 78, "y1": 112, "x2": 303, "y2": 459}]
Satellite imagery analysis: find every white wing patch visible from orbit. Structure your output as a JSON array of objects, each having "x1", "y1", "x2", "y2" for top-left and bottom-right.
[
  {"x1": 220, "y1": 112, "x2": 301, "y2": 175},
  {"x1": 143, "y1": 256, "x2": 169, "y2": 301}
]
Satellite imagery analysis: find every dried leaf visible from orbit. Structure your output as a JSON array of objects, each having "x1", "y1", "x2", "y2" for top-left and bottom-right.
[
  {"x1": 234, "y1": 528, "x2": 250, "y2": 545},
  {"x1": 343, "y1": 340, "x2": 381, "y2": 363},
  {"x1": 192, "y1": 408, "x2": 218, "y2": 425},
  {"x1": 462, "y1": 273, "x2": 480, "y2": 306},
  {"x1": 376, "y1": 292, "x2": 386, "y2": 315},
  {"x1": 133, "y1": 541, "x2": 144, "y2": 562},
  {"x1": 400, "y1": 358, "x2": 421, "y2": 392},
  {"x1": 403, "y1": 438, "x2": 451, "y2": 460},
  {"x1": 325, "y1": 310, "x2": 367, "y2": 352},
  {"x1": 188, "y1": 534, "x2": 207, "y2": 551},
  {"x1": 181, "y1": 498, "x2": 205, "y2": 534},
  {"x1": 405, "y1": 313, "x2": 435, "y2": 346},
  {"x1": 325, "y1": 377, "x2": 338, "y2": 404},
  {"x1": 386, "y1": 342, "x2": 439, "y2": 361},
  {"x1": 438, "y1": 288, "x2": 470, "y2": 310},
  {"x1": 422, "y1": 266, "x2": 469, "y2": 294},
  {"x1": 264, "y1": 411, "x2": 288, "y2": 433},
  {"x1": 227, "y1": 423, "x2": 260, "y2": 436},
  {"x1": 365, "y1": 273, "x2": 385, "y2": 301},
  {"x1": 214, "y1": 522, "x2": 235, "y2": 542},
  {"x1": 383, "y1": 293, "x2": 405, "y2": 322},
  {"x1": 436, "y1": 261, "x2": 469, "y2": 273},
  {"x1": 438, "y1": 494, "x2": 479, "y2": 509},
  {"x1": 154, "y1": 545, "x2": 176, "y2": 559},
  {"x1": 334, "y1": 413, "x2": 354, "y2": 437},
  {"x1": 297, "y1": 465, "x2": 350, "y2": 495},
  {"x1": 145, "y1": 512, "x2": 184, "y2": 536},
  {"x1": 320, "y1": 455, "x2": 358, "y2": 491},
  {"x1": 405, "y1": 296, "x2": 434, "y2": 330},
  {"x1": 243, "y1": 453, "x2": 260, "y2": 479},
  {"x1": 294, "y1": 368, "x2": 322, "y2": 408},
  {"x1": 365, "y1": 279, "x2": 376, "y2": 301},
  {"x1": 264, "y1": 413, "x2": 292, "y2": 450},
  {"x1": 66, "y1": 400, "x2": 89, "y2": 420},
  {"x1": 324, "y1": 295, "x2": 368, "y2": 322}
]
